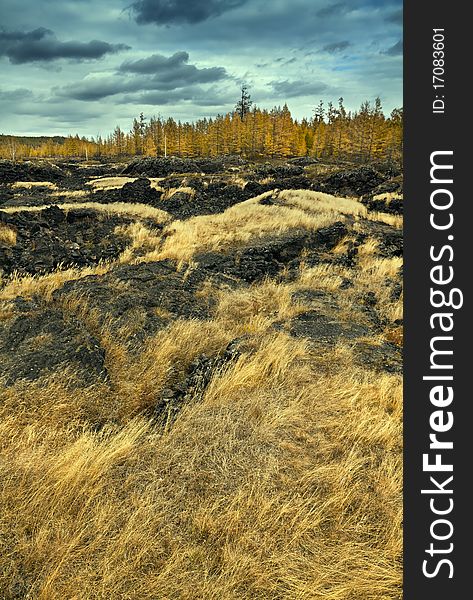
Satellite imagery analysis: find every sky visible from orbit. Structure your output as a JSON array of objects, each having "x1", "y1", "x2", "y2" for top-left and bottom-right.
[{"x1": 0, "y1": 0, "x2": 403, "y2": 137}]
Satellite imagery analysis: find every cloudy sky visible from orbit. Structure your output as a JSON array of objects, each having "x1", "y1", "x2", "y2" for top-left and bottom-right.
[{"x1": 0, "y1": 0, "x2": 402, "y2": 137}]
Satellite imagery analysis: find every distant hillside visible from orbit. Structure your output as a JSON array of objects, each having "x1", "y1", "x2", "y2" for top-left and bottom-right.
[{"x1": 0, "y1": 134, "x2": 66, "y2": 147}]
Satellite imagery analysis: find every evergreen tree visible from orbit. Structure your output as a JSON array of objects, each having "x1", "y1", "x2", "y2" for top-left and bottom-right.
[{"x1": 235, "y1": 84, "x2": 253, "y2": 121}]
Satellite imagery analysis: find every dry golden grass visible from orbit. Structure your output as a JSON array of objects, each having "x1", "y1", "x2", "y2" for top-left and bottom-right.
[
  {"x1": 0, "y1": 263, "x2": 111, "y2": 302},
  {"x1": 152, "y1": 190, "x2": 403, "y2": 264},
  {"x1": 152, "y1": 191, "x2": 361, "y2": 263},
  {"x1": 360, "y1": 255, "x2": 403, "y2": 281},
  {"x1": 114, "y1": 222, "x2": 164, "y2": 264},
  {"x1": 280, "y1": 190, "x2": 403, "y2": 229},
  {"x1": 0, "y1": 223, "x2": 17, "y2": 246},
  {"x1": 297, "y1": 262, "x2": 346, "y2": 291},
  {"x1": 0, "y1": 295, "x2": 402, "y2": 599},
  {"x1": 51, "y1": 189, "x2": 88, "y2": 198},
  {"x1": 0, "y1": 187, "x2": 403, "y2": 599},
  {"x1": 2, "y1": 201, "x2": 170, "y2": 223},
  {"x1": 10, "y1": 181, "x2": 58, "y2": 190},
  {"x1": 87, "y1": 176, "x2": 137, "y2": 190},
  {"x1": 367, "y1": 211, "x2": 403, "y2": 229},
  {"x1": 229, "y1": 174, "x2": 248, "y2": 188},
  {"x1": 356, "y1": 236, "x2": 380, "y2": 258},
  {"x1": 354, "y1": 250, "x2": 403, "y2": 323},
  {"x1": 279, "y1": 189, "x2": 367, "y2": 217},
  {"x1": 88, "y1": 176, "x2": 165, "y2": 192},
  {"x1": 161, "y1": 186, "x2": 196, "y2": 200},
  {"x1": 373, "y1": 191, "x2": 403, "y2": 202}
]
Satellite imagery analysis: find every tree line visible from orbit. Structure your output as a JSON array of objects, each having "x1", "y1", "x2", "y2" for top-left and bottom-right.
[{"x1": 1, "y1": 95, "x2": 402, "y2": 165}]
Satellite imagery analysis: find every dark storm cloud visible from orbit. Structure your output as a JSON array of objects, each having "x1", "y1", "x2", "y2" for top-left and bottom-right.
[
  {"x1": 58, "y1": 78, "x2": 143, "y2": 101},
  {"x1": 0, "y1": 87, "x2": 34, "y2": 101},
  {"x1": 119, "y1": 51, "x2": 227, "y2": 83},
  {"x1": 322, "y1": 40, "x2": 351, "y2": 53},
  {"x1": 59, "y1": 51, "x2": 228, "y2": 101},
  {"x1": 0, "y1": 27, "x2": 130, "y2": 64},
  {"x1": 0, "y1": 27, "x2": 51, "y2": 44},
  {"x1": 119, "y1": 51, "x2": 190, "y2": 73},
  {"x1": 118, "y1": 85, "x2": 234, "y2": 106},
  {"x1": 129, "y1": 0, "x2": 249, "y2": 25},
  {"x1": 270, "y1": 79, "x2": 328, "y2": 98},
  {"x1": 382, "y1": 39, "x2": 402, "y2": 56}
]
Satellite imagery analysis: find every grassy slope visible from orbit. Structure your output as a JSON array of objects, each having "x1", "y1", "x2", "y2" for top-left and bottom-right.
[{"x1": 0, "y1": 190, "x2": 402, "y2": 599}]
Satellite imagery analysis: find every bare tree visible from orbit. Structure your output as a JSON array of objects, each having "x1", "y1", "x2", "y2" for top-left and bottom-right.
[{"x1": 8, "y1": 136, "x2": 17, "y2": 162}]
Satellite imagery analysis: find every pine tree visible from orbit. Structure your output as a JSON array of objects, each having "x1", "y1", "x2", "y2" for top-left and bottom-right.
[
  {"x1": 235, "y1": 84, "x2": 253, "y2": 121},
  {"x1": 335, "y1": 97, "x2": 347, "y2": 158}
]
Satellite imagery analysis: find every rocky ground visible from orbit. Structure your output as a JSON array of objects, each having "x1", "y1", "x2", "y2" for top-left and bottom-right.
[
  {"x1": 0, "y1": 156, "x2": 402, "y2": 213},
  {"x1": 0, "y1": 156, "x2": 402, "y2": 406},
  {"x1": 0, "y1": 157, "x2": 403, "y2": 599}
]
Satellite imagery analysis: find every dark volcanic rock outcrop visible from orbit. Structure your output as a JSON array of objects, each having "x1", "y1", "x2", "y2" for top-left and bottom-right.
[
  {"x1": 122, "y1": 156, "x2": 244, "y2": 177},
  {"x1": 52, "y1": 259, "x2": 215, "y2": 344},
  {"x1": 357, "y1": 220, "x2": 403, "y2": 258},
  {"x1": 196, "y1": 222, "x2": 349, "y2": 283},
  {"x1": 91, "y1": 177, "x2": 163, "y2": 206},
  {"x1": 0, "y1": 301, "x2": 106, "y2": 385},
  {"x1": 120, "y1": 177, "x2": 163, "y2": 205},
  {"x1": 254, "y1": 163, "x2": 304, "y2": 179},
  {"x1": 360, "y1": 175, "x2": 403, "y2": 215},
  {"x1": 0, "y1": 158, "x2": 403, "y2": 394},
  {"x1": 0, "y1": 160, "x2": 66, "y2": 184},
  {"x1": 354, "y1": 340, "x2": 402, "y2": 374},
  {"x1": 0, "y1": 185, "x2": 14, "y2": 207},
  {"x1": 163, "y1": 182, "x2": 251, "y2": 219},
  {"x1": 316, "y1": 166, "x2": 386, "y2": 197},
  {"x1": 0, "y1": 206, "x2": 131, "y2": 276}
]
